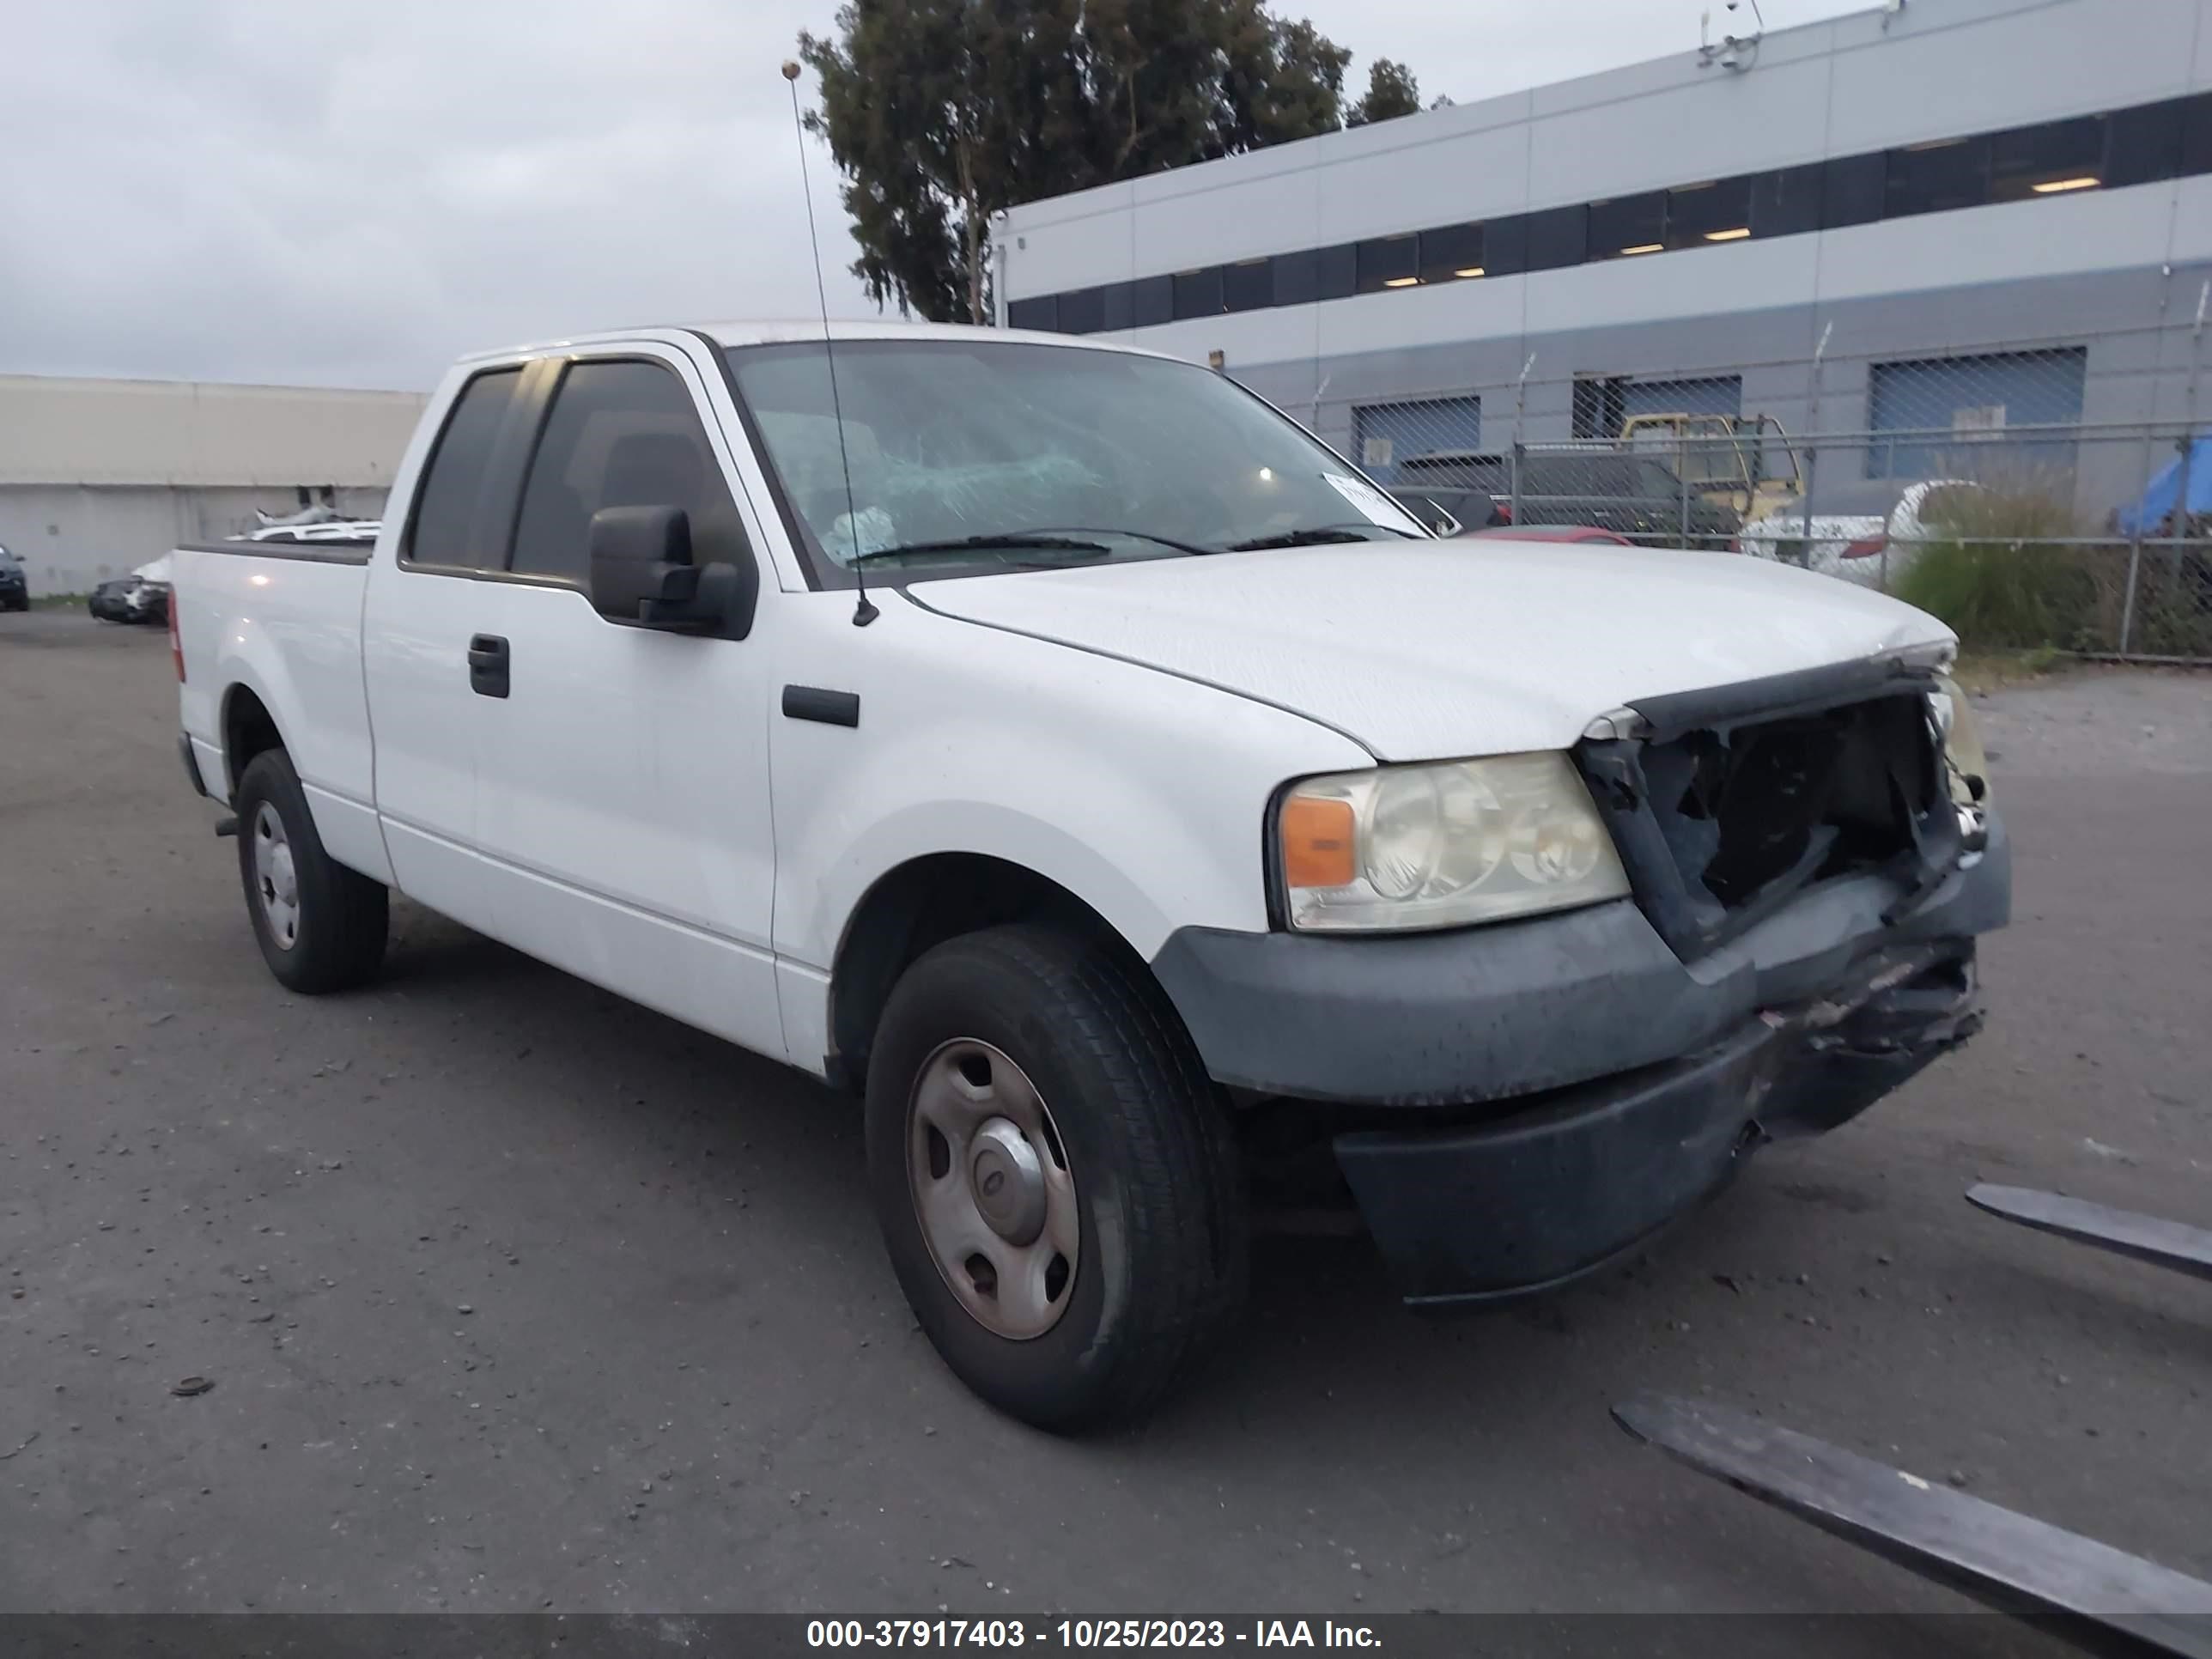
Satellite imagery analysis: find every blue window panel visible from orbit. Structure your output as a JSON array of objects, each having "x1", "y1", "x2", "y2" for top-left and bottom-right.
[
  {"x1": 1351, "y1": 397, "x2": 1482, "y2": 483},
  {"x1": 1867, "y1": 349, "x2": 2086, "y2": 479}
]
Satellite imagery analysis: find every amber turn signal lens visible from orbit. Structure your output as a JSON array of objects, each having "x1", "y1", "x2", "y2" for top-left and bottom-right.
[{"x1": 1280, "y1": 795, "x2": 1357, "y2": 889}]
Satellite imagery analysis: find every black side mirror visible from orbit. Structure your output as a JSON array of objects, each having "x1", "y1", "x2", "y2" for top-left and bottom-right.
[{"x1": 588, "y1": 506, "x2": 730, "y2": 629}]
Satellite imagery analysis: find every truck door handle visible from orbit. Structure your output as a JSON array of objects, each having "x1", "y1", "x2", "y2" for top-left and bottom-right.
[{"x1": 467, "y1": 634, "x2": 510, "y2": 699}]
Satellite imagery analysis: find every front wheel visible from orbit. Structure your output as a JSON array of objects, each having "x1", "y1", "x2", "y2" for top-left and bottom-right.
[
  {"x1": 865, "y1": 923, "x2": 1246, "y2": 1432},
  {"x1": 234, "y1": 749, "x2": 388, "y2": 994}
]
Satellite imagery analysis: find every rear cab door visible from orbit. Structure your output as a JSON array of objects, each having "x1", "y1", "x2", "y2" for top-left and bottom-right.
[{"x1": 361, "y1": 359, "x2": 542, "y2": 933}]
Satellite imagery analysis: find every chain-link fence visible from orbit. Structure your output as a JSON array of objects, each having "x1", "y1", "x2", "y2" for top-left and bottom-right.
[{"x1": 1307, "y1": 297, "x2": 2212, "y2": 663}]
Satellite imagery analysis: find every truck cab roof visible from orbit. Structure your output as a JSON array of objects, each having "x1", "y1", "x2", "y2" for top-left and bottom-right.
[{"x1": 456, "y1": 319, "x2": 1179, "y2": 366}]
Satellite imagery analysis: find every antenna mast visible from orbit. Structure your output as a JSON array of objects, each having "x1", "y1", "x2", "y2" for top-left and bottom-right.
[{"x1": 783, "y1": 59, "x2": 876, "y2": 627}]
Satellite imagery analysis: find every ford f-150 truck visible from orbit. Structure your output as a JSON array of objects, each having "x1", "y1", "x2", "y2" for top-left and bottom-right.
[{"x1": 170, "y1": 321, "x2": 2008, "y2": 1430}]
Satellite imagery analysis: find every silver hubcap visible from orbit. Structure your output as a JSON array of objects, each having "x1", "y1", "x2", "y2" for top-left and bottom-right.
[
  {"x1": 252, "y1": 801, "x2": 301, "y2": 951},
  {"x1": 908, "y1": 1040, "x2": 1079, "y2": 1340}
]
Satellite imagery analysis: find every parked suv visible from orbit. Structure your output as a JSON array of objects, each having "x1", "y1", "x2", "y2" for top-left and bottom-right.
[{"x1": 0, "y1": 544, "x2": 27, "y2": 611}]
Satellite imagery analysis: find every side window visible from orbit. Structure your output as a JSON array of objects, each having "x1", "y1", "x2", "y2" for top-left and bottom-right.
[
  {"x1": 406, "y1": 368, "x2": 520, "y2": 568},
  {"x1": 509, "y1": 359, "x2": 748, "y2": 586}
]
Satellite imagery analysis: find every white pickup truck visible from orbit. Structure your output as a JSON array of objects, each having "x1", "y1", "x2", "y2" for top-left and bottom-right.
[{"x1": 170, "y1": 321, "x2": 2008, "y2": 1430}]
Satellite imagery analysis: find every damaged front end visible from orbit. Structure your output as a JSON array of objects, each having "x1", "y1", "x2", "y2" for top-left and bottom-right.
[
  {"x1": 1322, "y1": 649, "x2": 2008, "y2": 1304},
  {"x1": 1334, "y1": 934, "x2": 1983, "y2": 1303},
  {"x1": 1575, "y1": 647, "x2": 1987, "y2": 962}
]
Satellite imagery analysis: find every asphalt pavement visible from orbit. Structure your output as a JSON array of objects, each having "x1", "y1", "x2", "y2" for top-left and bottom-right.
[{"x1": 3, "y1": 609, "x2": 2207, "y2": 1644}]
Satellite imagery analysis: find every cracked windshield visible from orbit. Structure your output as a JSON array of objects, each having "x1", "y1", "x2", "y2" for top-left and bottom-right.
[{"x1": 726, "y1": 339, "x2": 1424, "y2": 572}]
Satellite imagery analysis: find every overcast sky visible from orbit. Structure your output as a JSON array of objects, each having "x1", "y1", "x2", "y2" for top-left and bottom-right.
[{"x1": 0, "y1": 0, "x2": 1866, "y2": 391}]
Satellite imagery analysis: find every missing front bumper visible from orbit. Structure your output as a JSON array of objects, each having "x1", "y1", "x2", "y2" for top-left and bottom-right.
[{"x1": 1333, "y1": 942, "x2": 1981, "y2": 1304}]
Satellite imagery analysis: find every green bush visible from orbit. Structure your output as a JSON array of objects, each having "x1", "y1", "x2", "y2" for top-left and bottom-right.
[{"x1": 1893, "y1": 481, "x2": 2099, "y2": 649}]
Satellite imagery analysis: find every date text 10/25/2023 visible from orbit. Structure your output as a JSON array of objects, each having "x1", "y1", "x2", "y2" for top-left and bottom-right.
[{"x1": 805, "y1": 1620, "x2": 1382, "y2": 1649}]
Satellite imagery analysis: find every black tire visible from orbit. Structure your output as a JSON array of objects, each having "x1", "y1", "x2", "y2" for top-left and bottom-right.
[
  {"x1": 865, "y1": 922, "x2": 1245, "y2": 1431},
  {"x1": 234, "y1": 749, "x2": 388, "y2": 994}
]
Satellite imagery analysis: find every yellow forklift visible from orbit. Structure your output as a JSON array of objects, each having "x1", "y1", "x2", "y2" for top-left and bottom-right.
[{"x1": 1620, "y1": 410, "x2": 1805, "y2": 526}]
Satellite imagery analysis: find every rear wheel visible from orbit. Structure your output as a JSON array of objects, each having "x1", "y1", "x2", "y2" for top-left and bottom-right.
[
  {"x1": 865, "y1": 922, "x2": 1245, "y2": 1431},
  {"x1": 234, "y1": 750, "x2": 388, "y2": 994}
]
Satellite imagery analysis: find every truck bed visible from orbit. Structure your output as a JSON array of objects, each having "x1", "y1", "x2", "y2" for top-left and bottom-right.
[{"x1": 172, "y1": 538, "x2": 384, "y2": 881}]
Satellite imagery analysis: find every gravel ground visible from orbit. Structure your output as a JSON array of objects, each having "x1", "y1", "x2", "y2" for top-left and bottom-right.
[{"x1": 3, "y1": 610, "x2": 2207, "y2": 1640}]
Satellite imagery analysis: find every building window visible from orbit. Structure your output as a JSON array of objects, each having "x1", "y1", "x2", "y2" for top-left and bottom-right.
[
  {"x1": 2106, "y1": 98, "x2": 2185, "y2": 188},
  {"x1": 2183, "y1": 90, "x2": 2212, "y2": 176},
  {"x1": 1171, "y1": 267, "x2": 1224, "y2": 319},
  {"x1": 1482, "y1": 215, "x2": 1529, "y2": 276},
  {"x1": 1006, "y1": 88, "x2": 2212, "y2": 331},
  {"x1": 1418, "y1": 222, "x2": 1484, "y2": 283},
  {"x1": 1589, "y1": 191, "x2": 1668, "y2": 258},
  {"x1": 1666, "y1": 176, "x2": 1754, "y2": 247},
  {"x1": 1222, "y1": 258, "x2": 1273, "y2": 313},
  {"x1": 1130, "y1": 275, "x2": 1173, "y2": 327},
  {"x1": 1352, "y1": 396, "x2": 1481, "y2": 483},
  {"x1": 1571, "y1": 377, "x2": 1626, "y2": 440},
  {"x1": 1052, "y1": 286, "x2": 1104, "y2": 334},
  {"x1": 1271, "y1": 249, "x2": 1319, "y2": 307},
  {"x1": 1885, "y1": 132, "x2": 1990, "y2": 217},
  {"x1": 1821, "y1": 152, "x2": 1886, "y2": 228},
  {"x1": 1356, "y1": 234, "x2": 1419, "y2": 292},
  {"x1": 1315, "y1": 243, "x2": 1358, "y2": 301},
  {"x1": 1867, "y1": 348, "x2": 2086, "y2": 478},
  {"x1": 1989, "y1": 115, "x2": 2105, "y2": 202},
  {"x1": 1747, "y1": 163, "x2": 1823, "y2": 239},
  {"x1": 1524, "y1": 204, "x2": 1589, "y2": 272}
]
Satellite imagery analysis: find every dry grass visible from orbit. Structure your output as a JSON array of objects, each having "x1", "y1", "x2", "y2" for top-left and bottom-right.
[{"x1": 1893, "y1": 478, "x2": 2100, "y2": 650}]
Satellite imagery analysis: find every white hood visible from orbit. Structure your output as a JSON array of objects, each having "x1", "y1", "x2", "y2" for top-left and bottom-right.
[{"x1": 911, "y1": 539, "x2": 1952, "y2": 760}]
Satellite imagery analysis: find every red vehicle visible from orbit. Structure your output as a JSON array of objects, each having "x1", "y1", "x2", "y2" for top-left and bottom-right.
[{"x1": 1462, "y1": 524, "x2": 1634, "y2": 545}]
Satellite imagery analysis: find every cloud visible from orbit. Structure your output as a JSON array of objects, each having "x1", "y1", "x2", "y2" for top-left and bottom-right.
[{"x1": 0, "y1": 0, "x2": 1865, "y2": 389}]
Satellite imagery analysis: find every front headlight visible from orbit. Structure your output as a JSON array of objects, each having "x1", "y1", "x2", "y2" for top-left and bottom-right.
[
  {"x1": 1276, "y1": 751, "x2": 1631, "y2": 933},
  {"x1": 1930, "y1": 673, "x2": 1991, "y2": 807}
]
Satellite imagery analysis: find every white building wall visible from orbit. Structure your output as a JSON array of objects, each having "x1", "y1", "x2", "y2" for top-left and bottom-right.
[
  {"x1": 999, "y1": 0, "x2": 2212, "y2": 359},
  {"x1": 0, "y1": 485, "x2": 392, "y2": 595},
  {"x1": 0, "y1": 375, "x2": 425, "y2": 489},
  {"x1": 0, "y1": 374, "x2": 425, "y2": 595}
]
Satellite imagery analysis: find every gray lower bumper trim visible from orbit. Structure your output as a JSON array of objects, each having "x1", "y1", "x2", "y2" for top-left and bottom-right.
[{"x1": 1149, "y1": 813, "x2": 2009, "y2": 1107}]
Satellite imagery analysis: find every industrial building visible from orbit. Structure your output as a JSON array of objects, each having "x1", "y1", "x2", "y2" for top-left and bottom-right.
[
  {"x1": 0, "y1": 375, "x2": 426, "y2": 596},
  {"x1": 995, "y1": 0, "x2": 2212, "y2": 525}
]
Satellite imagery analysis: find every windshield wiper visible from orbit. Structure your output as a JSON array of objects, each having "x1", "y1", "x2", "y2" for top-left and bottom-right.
[
  {"x1": 847, "y1": 533, "x2": 1112, "y2": 567},
  {"x1": 1220, "y1": 522, "x2": 1422, "y2": 552},
  {"x1": 1000, "y1": 525, "x2": 1222, "y2": 557}
]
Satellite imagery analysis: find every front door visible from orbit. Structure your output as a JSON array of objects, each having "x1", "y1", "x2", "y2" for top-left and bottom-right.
[{"x1": 463, "y1": 348, "x2": 786, "y2": 1060}]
